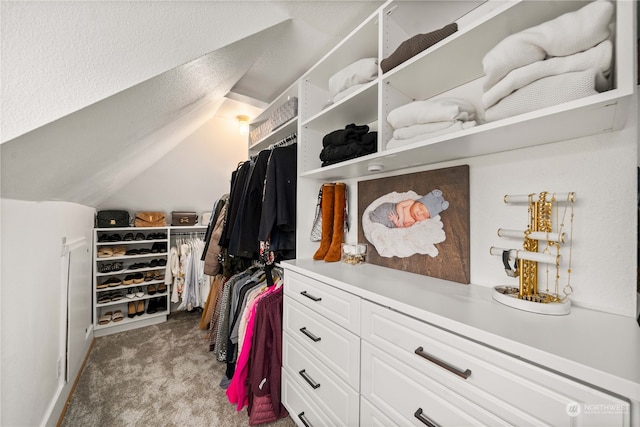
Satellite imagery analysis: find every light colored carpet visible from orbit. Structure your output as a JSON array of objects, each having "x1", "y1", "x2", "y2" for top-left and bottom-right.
[{"x1": 61, "y1": 310, "x2": 296, "y2": 427}]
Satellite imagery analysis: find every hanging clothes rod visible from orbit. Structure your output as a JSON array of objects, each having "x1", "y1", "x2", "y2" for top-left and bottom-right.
[
  {"x1": 268, "y1": 133, "x2": 297, "y2": 150},
  {"x1": 249, "y1": 133, "x2": 297, "y2": 161}
]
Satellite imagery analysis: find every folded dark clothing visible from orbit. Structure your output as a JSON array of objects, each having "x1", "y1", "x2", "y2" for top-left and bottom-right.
[
  {"x1": 322, "y1": 123, "x2": 370, "y2": 147},
  {"x1": 359, "y1": 131, "x2": 377, "y2": 145},
  {"x1": 321, "y1": 144, "x2": 377, "y2": 167},
  {"x1": 381, "y1": 22, "x2": 458, "y2": 73},
  {"x1": 320, "y1": 136, "x2": 376, "y2": 162}
]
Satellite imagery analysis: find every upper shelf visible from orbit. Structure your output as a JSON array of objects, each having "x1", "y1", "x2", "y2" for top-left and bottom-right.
[
  {"x1": 248, "y1": 117, "x2": 298, "y2": 153},
  {"x1": 300, "y1": 87, "x2": 631, "y2": 180},
  {"x1": 248, "y1": 81, "x2": 299, "y2": 154},
  {"x1": 299, "y1": 0, "x2": 635, "y2": 180}
]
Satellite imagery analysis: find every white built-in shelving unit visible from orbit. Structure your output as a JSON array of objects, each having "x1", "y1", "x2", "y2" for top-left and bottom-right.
[{"x1": 252, "y1": 0, "x2": 640, "y2": 426}]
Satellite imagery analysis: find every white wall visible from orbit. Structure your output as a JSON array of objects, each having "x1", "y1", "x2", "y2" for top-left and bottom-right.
[
  {"x1": 98, "y1": 115, "x2": 248, "y2": 215},
  {"x1": 0, "y1": 199, "x2": 94, "y2": 426}
]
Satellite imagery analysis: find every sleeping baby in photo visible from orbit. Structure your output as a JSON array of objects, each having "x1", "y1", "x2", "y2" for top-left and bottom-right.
[
  {"x1": 362, "y1": 189, "x2": 450, "y2": 258},
  {"x1": 368, "y1": 189, "x2": 449, "y2": 228}
]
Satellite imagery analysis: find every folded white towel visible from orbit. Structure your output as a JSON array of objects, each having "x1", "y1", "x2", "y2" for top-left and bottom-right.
[
  {"x1": 393, "y1": 120, "x2": 459, "y2": 140},
  {"x1": 484, "y1": 69, "x2": 600, "y2": 122},
  {"x1": 483, "y1": 39, "x2": 612, "y2": 109},
  {"x1": 387, "y1": 98, "x2": 476, "y2": 129},
  {"x1": 328, "y1": 58, "x2": 378, "y2": 99},
  {"x1": 483, "y1": 0, "x2": 613, "y2": 91},
  {"x1": 386, "y1": 121, "x2": 476, "y2": 149}
]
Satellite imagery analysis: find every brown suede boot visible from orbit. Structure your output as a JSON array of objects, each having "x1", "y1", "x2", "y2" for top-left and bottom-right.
[
  {"x1": 313, "y1": 183, "x2": 335, "y2": 260},
  {"x1": 324, "y1": 182, "x2": 346, "y2": 262}
]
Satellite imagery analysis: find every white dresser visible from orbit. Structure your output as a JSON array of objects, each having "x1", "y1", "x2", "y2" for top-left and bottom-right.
[
  {"x1": 282, "y1": 260, "x2": 639, "y2": 427},
  {"x1": 282, "y1": 270, "x2": 361, "y2": 426}
]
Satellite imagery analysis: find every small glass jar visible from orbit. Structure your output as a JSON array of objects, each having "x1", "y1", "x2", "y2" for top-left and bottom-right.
[{"x1": 341, "y1": 243, "x2": 367, "y2": 265}]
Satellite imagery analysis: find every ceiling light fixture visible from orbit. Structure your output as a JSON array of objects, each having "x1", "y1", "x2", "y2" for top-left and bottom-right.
[{"x1": 236, "y1": 115, "x2": 250, "y2": 136}]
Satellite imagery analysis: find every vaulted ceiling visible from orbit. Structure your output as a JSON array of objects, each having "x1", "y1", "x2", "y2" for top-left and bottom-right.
[{"x1": 1, "y1": 1, "x2": 383, "y2": 206}]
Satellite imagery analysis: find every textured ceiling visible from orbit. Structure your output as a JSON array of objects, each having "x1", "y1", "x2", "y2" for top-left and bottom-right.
[{"x1": 1, "y1": 1, "x2": 383, "y2": 206}]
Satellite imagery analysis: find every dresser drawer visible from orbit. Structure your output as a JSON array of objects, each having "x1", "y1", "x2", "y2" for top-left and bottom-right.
[
  {"x1": 283, "y1": 331, "x2": 359, "y2": 426},
  {"x1": 284, "y1": 296, "x2": 360, "y2": 390},
  {"x1": 282, "y1": 370, "x2": 333, "y2": 427},
  {"x1": 360, "y1": 396, "x2": 398, "y2": 427},
  {"x1": 361, "y1": 300, "x2": 630, "y2": 426},
  {"x1": 361, "y1": 341, "x2": 511, "y2": 427},
  {"x1": 285, "y1": 270, "x2": 360, "y2": 334}
]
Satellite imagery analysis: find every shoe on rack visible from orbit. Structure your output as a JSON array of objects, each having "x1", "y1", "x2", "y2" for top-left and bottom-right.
[
  {"x1": 123, "y1": 275, "x2": 135, "y2": 285},
  {"x1": 123, "y1": 233, "x2": 134, "y2": 241},
  {"x1": 157, "y1": 283, "x2": 167, "y2": 294},
  {"x1": 136, "y1": 300, "x2": 145, "y2": 316},
  {"x1": 97, "y1": 247, "x2": 114, "y2": 258},
  {"x1": 153, "y1": 271, "x2": 164, "y2": 281},
  {"x1": 144, "y1": 272, "x2": 154, "y2": 282},
  {"x1": 125, "y1": 248, "x2": 139, "y2": 256},
  {"x1": 128, "y1": 302, "x2": 136, "y2": 318},
  {"x1": 97, "y1": 279, "x2": 110, "y2": 290},
  {"x1": 110, "y1": 292, "x2": 124, "y2": 302},
  {"x1": 147, "y1": 284, "x2": 156, "y2": 295},
  {"x1": 133, "y1": 272, "x2": 145, "y2": 284},
  {"x1": 98, "y1": 311, "x2": 112, "y2": 325},
  {"x1": 157, "y1": 296, "x2": 167, "y2": 312},
  {"x1": 158, "y1": 259, "x2": 167, "y2": 267},
  {"x1": 109, "y1": 234, "x2": 122, "y2": 242},
  {"x1": 146, "y1": 298, "x2": 158, "y2": 314},
  {"x1": 105, "y1": 277, "x2": 122, "y2": 287},
  {"x1": 135, "y1": 287, "x2": 145, "y2": 298},
  {"x1": 112, "y1": 310, "x2": 124, "y2": 322},
  {"x1": 126, "y1": 288, "x2": 135, "y2": 299},
  {"x1": 112, "y1": 246, "x2": 127, "y2": 257},
  {"x1": 130, "y1": 263, "x2": 149, "y2": 270},
  {"x1": 135, "y1": 233, "x2": 145, "y2": 241}
]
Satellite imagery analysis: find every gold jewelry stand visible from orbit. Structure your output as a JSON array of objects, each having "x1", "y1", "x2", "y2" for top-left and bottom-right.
[{"x1": 490, "y1": 192, "x2": 574, "y2": 315}]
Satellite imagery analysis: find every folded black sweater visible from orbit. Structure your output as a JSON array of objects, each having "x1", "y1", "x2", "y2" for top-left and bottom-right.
[
  {"x1": 322, "y1": 123, "x2": 370, "y2": 147},
  {"x1": 320, "y1": 131, "x2": 377, "y2": 166}
]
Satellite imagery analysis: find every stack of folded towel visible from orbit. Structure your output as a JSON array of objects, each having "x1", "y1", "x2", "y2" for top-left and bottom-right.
[
  {"x1": 328, "y1": 58, "x2": 378, "y2": 104},
  {"x1": 385, "y1": 98, "x2": 477, "y2": 150},
  {"x1": 320, "y1": 123, "x2": 377, "y2": 167},
  {"x1": 482, "y1": 0, "x2": 614, "y2": 122}
]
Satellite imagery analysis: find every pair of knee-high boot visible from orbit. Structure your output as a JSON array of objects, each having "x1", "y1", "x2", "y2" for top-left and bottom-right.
[{"x1": 313, "y1": 182, "x2": 346, "y2": 262}]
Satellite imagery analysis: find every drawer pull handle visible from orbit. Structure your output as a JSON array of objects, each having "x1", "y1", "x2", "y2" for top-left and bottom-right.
[
  {"x1": 298, "y1": 411, "x2": 313, "y2": 427},
  {"x1": 414, "y1": 408, "x2": 439, "y2": 427},
  {"x1": 299, "y1": 369, "x2": 321, "y2": 389},
  {"x1": 300, "y1": 327, "x2": 322, "y2": 342},
  {"x1": 414, "y1": 346, "x2": 471, "y2": 379},
  {"x1": 300, "y1": 291, "x2": 322, "y2": 302}
]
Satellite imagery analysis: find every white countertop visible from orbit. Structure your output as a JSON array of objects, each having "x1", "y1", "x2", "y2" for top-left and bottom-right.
[{"x1": 282, "y1": 259, "x2": 640, "y2": 402}]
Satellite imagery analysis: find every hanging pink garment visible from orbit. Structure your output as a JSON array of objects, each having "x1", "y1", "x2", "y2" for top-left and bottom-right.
[{"x1": 226, "y1": 285, "x2": 276, "y2": 410}]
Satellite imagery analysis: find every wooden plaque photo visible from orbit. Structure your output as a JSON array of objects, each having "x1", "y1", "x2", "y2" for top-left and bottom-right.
[{"x1": 357, "y1": 165, "x2": 470, "y2": 284}]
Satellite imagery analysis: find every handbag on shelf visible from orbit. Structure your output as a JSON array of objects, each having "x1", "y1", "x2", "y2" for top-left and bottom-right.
[
  {"x1": 96, "y1": 210, "x2": 130, "y2": 228},
  {"x1": 310, "y1": 185, "x2": 323, "y2": 241},
  {"x1": 171, "y1": 211, "x2": 198, "y2": 226},
  {"x1": 134, "y1": 211, "x2": 167, "y2": 227}
]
